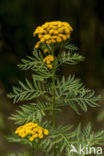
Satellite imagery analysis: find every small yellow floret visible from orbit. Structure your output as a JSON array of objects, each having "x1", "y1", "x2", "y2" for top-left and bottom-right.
[
  {"x1": 46, "y1": 40, "x2": 51, "y2": 44},
  {"x1": 38, "y1": 134, "x2": 44, "y2": 139},
  {"x1": 35, "y1": 41, "x2": 40, "y2": 49},
  {"x1": 35, "y1": 45, "x2": 39, "y2": 49},
  {"x1": 44, "y1": 34, "x2": 51, "y2": 40},
  {"x1": 57, "y1": 37, "x2": 62, "y2": 43},
  {"x1": 40, "y1": 38, "x2": 45, "y2": 43},
  {"x1": 38, "y1": 34, "x2": 43, "y2": 38},
  {"x1": 29, "y1": 136, "x2": 34, "y2": 142},
  {"x1": 44, "y1": 129, "x2": 49, "y2": 135},
  {"x1": 47, "y1": 64, "x2": 52, "y2": 69},
  {"x1": 62, "y1": 35, "x2": 67, "y2": 40},
  {"x1": 54, "y1": 30, "x2": 59, "y2": 35},
  {"x1": 44, "y1": 48, "x2": 48, "y2": 53}
]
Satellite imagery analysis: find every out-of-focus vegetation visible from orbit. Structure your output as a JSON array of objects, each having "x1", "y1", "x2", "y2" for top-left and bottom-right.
[{"x1": 0, "y1": 0, "x2": 104, "y2": 155}]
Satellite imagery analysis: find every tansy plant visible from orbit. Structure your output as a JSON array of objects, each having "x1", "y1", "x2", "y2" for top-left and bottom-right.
[{"x1": 7, "y1": 21, "x2": 104, "y2": 156}]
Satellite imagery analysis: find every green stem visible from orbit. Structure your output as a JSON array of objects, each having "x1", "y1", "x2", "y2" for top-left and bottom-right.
[
  {"x1": 32, "y1": 144, "x2": 35, "y2": 156},
  {"x1": 52, "y1": 71, "x2": 56, "y2": 156},
  {"x1": 52, "y1": 72, "x2": 55, "y2": 129}
]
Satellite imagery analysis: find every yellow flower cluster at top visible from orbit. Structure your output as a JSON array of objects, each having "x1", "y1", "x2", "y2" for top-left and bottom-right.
[
  {"x1": 43, "y1": 55, "x2": 54, "y2": 69},
  {"x1": 33, "y1": 21, "x2": 73, "y2": 49},
  {"x1": 15, "y1": 122, "x2": 49, "y2": 142}
]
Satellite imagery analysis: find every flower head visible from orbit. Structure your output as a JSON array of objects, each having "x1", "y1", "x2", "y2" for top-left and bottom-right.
[
  {"x1": 33, "y1": 21, "x2": 73, "y2": 48},
  {"x1": 43, "y1": 55, "x2": 54, "y2": 69},
  {"x1": 15, "y1": 122, "x2": 49, "y2": 142}
]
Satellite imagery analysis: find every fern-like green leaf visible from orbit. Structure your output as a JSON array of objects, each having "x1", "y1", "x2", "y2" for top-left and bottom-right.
[
  {"x1": 9, "y1": 102, "x2": 60, "y2": 124},
  {"x1": 55, "y1": 75, "x2": 101, "y2": 114},
  {"x1": 40, "y1": 125, "x2": 78, "y2": 155},
  {"x1": 59, "y1": 52, "x2": 84, "y2": 65},
  {"x1": 7, "y1": 78, "x2": 47, "y2": 103},
  {"x1": 18, "y1": 49, "x2": 53, "y2": 79}
]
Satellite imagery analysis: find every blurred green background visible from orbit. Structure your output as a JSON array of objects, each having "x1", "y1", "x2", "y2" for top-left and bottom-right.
[{"x1": 0, "y1": 0, "x2": 104, "y2": 155}]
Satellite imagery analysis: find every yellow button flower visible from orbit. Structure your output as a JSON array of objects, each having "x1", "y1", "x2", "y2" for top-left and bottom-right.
[
  {"x1": 44, "y1": 129, "x2": 49, "y2": 135},
  {"x1": 44, "y1": 34, "x2": 51, "y2": 40},
  {"x1": 46, "y1": 40, "x2": 51, "y2": 45},
  {"x1": 38, "y1": 134, "x2": 44, "y2": 139},
  {"x1": 44, "y1": 48, "x2": 49, "y2": 53},
  {"x1": 57, "y1": 37, "x2": 62, "y2": 43},
  {"x1": 40, "y1": 38, "x2": 45, "y2": 43}
]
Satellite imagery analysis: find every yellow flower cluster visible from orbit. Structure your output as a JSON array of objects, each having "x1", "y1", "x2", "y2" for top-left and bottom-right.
[
  {"x1": 33, "y1": 21, "x2": 73, "y2": 49},
  {"x1": 15, "y1": 122, "x2": 49, "y2": 142},
  {"x1": 43, "y1": 55, "x2": 54, "y2": 69}
]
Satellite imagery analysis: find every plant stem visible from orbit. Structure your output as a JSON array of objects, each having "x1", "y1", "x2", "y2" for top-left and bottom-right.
[
  {"x1": 52, "y1": 72, "x2": 55, "y2": 129},
  {"x1": 52, "y1": 71, "x2": 57, "y2": 156},
  {"x1": 32, "y1": 144, "x2": 35, "y2": 156}
]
